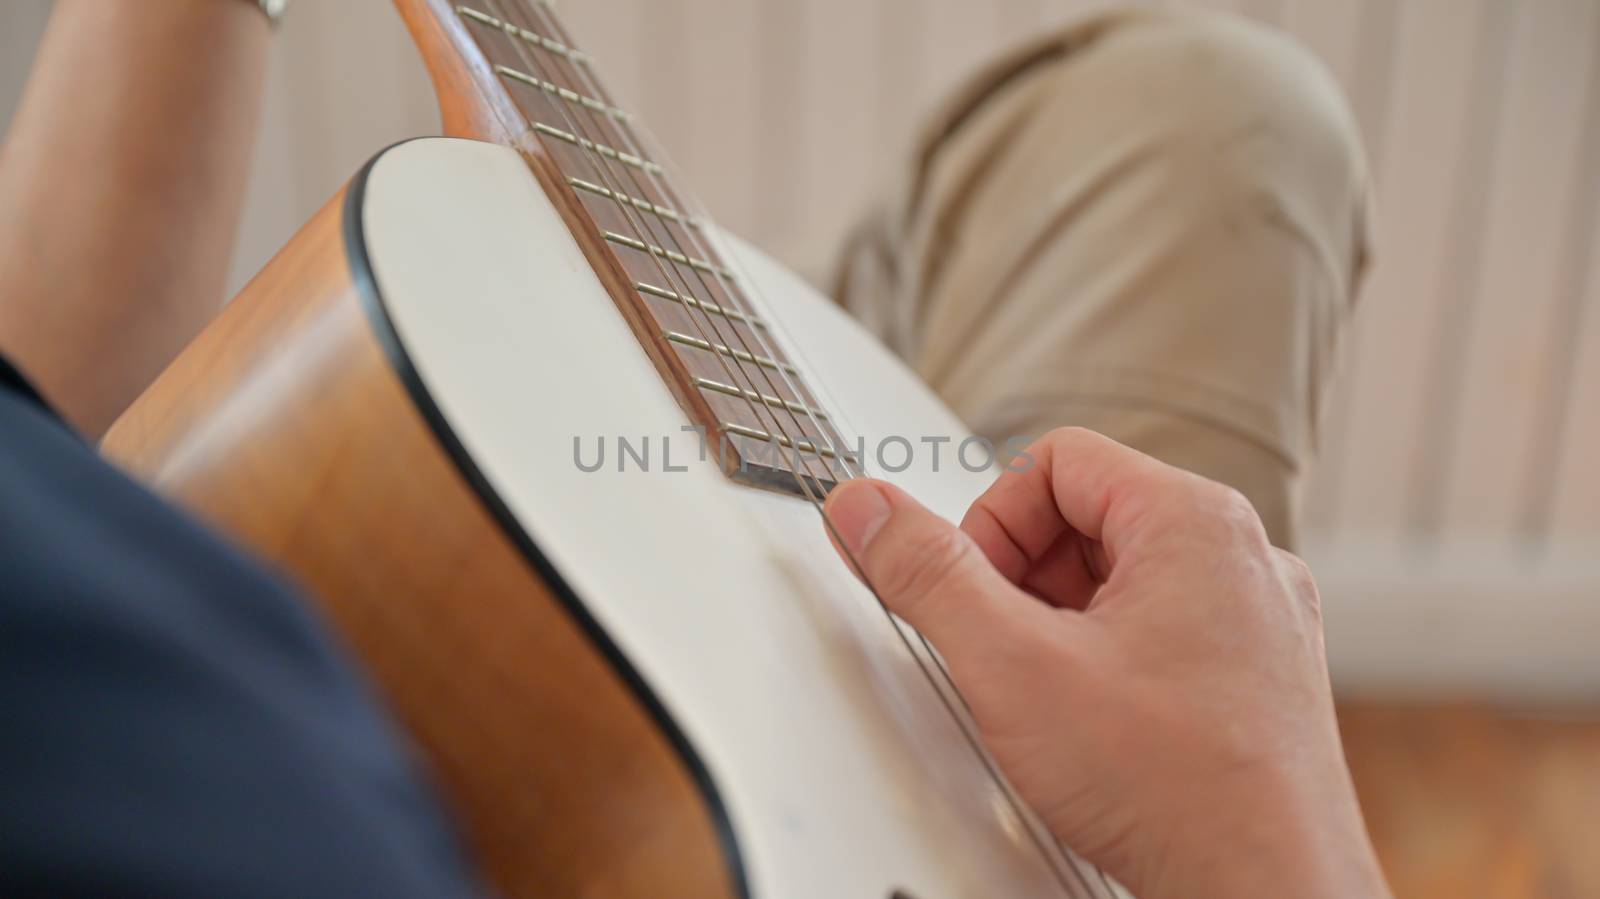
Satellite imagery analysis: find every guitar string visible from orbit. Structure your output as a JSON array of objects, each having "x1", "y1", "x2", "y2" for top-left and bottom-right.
[
  {"x1": 497, "y1": 4, "x2": 1101, "y2": 894},
  {"x1": 487, "y1": 0, "x2": 917, "y2": 710},
  {"x1": 486, "y1": 0, "x2": 879, "y2": 523},
  {"x1": 510, "y1": 11, "x2": 1110, "y2": 897},
  {"x1": 450, "y1": 20, "x2": 1017, "y2": 880},
  {"x1": 490, "y1": 3, "x2": 1101, "y2": 894},
  {"x1": 478, "y1": 0, "x2": 846, "y2": 503},
  {"x1": 478, "y1": 0, "x2": 856, "y2": 497},
  {"x1": 497, "y1": 6, "x2": 1105, "y2": 895},
  {"x1": 501, "y1": 6, "x2": 861, "y2": 486}
]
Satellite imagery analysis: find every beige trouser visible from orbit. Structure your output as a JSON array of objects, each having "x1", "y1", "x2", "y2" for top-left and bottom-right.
[{"x1": 833, "y1": 9, "x2": 1371, "y2": 549}]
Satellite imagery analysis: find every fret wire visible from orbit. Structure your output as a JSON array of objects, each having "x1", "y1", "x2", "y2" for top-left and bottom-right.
[
  {"x1": 496, "y1": 5, "x2": 857, "y2": 489},
  {"x1": 473, "y1": 0, "x2": 834, "y2": 495},
  {"x1": 722, "y1": 423, "x2": 856, "y2": 462},
  {"x1": 620, "y1": 144, "x2": 1100, "y2": 899},
  {"x1": 494, "y1": 65, "x2": 631, "y2": 120},
  {"x1": 637, "y1": 281, "x2": 766, "y2": 328},
  {"x1": 480, "y1": 3, "x2": 792, "y2": 433},
  {"x1": 504, "y1": 7, "x2": 859, "y2": 486},
  {"x1": 480, "y1": 0, "x2": 854, "y2": 523},
  {"x1": 495, "y1": 5, "x2": 855, "y2": 489},
  {"x1": 568, "y1": 177, "x2": 702, "y2": 228},
  {"x1": 664, "y1": 331, "x2": 798, "y2": 375},
  {"x1": 504, "y1": 5, "x2": 1102, "y2": 895},
  {"x1": 498, "y1": 5, "x2": 1102, "y2": 892},
  {"x1": 470, "y1": 31, "x2": 899, "y2": 894},
  {"x1": 571, "y1": 177, "x2": 690, "y2": 224},
  {"x1": 602, "y1": 231, "x2": 733, "y2": 278},
  {"x1": 696, "y1": 378, "x2": 826, "y2": 419},
  {"x1": 458, "y1": 5, "x2": 591, "y2": 65},
  {"x1": 531, "y1": 122, "x2": 663, "y2": 175}
]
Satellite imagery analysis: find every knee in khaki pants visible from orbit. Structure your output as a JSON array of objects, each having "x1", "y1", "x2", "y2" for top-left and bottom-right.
[{"x1": 835, "y1": 9, "x2": 1372, "y2": 548}]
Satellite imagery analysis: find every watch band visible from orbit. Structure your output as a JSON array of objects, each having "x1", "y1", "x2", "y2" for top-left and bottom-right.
[{"x1": 256, "y1": 0, "x2": 288, "y2": 27}]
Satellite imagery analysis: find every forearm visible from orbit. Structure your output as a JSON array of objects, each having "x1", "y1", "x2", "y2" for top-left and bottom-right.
[{"x1": 0, "y1": 0, "x2": 270, "y2": 437}]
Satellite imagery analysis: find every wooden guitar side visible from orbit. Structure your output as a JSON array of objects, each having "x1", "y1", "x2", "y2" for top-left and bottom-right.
[{"x1": 101, "y1": 190, "x2": 737, "y2": 899}]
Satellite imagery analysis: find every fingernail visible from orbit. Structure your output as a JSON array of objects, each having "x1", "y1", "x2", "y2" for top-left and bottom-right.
[{"x1": 825, "y1": 481, "x2": 893, "y2": 554}]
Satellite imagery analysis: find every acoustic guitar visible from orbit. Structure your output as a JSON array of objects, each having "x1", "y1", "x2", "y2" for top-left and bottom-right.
[{"x1": 103, "y1": 2, "x2": 1124, "y2": 897}]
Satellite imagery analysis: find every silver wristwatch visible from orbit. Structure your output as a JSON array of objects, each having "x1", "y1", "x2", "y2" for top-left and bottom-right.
[{"x1": 257, "y1": 0, "x2": 288, "y2": 27}]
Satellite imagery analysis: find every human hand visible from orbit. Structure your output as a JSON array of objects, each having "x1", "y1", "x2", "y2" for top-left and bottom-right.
[{"x1": 822, "y1": 428, "x2": 1389, "y2": 899}]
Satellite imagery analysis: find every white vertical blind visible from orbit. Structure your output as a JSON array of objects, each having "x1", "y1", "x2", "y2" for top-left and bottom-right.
[
  {"x1": 1442, "y1": 0, "x2": 1599, "y2": 542},
  {"x1": 2, "y1": 0, "x2": 1597, "y2": 550}
]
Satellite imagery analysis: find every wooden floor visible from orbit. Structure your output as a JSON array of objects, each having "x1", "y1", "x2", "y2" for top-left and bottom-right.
[{"x1": 1338, "y1": 702, "x2": 1600, "y2": 899}]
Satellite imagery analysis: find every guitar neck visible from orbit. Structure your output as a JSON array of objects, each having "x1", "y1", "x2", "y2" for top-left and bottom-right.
[{"x1": 394, "y1": 0, "x2": 859, "y2": 499}]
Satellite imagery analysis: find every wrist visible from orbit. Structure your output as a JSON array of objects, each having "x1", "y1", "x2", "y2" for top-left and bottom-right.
[
  {"x1": 1135, "y1": 767, "x2": 1391, "y2": 899},
  {"x1": 1178, "y1": 811, "x2": 1387, "y2": 899}
]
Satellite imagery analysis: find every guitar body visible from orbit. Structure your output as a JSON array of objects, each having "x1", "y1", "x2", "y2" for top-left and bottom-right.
[
  {"x1": 102, "y1": 137, "x2": 1095, "y2": 899},
  {"x1": 103, "y1": 4, "x2": 1116, "y2": 898}
]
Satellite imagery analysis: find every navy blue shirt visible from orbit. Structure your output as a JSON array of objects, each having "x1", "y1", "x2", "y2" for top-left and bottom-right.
[{"x1": 0, "y1": 357, "x2": 482, "y2": 897}]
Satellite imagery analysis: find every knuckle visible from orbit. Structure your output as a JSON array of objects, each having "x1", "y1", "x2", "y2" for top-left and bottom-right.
[
  {"x1": 1201, "y1": 482, "x2": 1270, "y2": 543},
  {"x1": 1272, "y1": 548, "x2": 1323, "y2": 618},
  {"x1": 1273, "y1": 548, "x2": 1314, "y2": 587},
  {"x1": 1212, "y1": 483, "x2": 1256, "y2": 520}
]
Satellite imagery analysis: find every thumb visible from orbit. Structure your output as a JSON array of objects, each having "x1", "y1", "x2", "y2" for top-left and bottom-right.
[{"x1": 823, "y1": 479, "x2": 1047, "y2": 663}]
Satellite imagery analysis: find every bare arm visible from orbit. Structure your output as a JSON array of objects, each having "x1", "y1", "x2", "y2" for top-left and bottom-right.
[{"x1": 0, "y1": 0, "x2": 270, "y2": 438}]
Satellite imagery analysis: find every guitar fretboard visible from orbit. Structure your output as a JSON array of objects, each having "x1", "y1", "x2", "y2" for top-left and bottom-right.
[{"x1": 455, "y1": 1, "x2": 859, "y2": 498}]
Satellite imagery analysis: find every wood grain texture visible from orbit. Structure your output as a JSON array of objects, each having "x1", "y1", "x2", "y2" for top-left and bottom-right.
[
  {"x1": 101, "y1": 193, "x2": 736, "y2": 899},
  {"x1": 393, "y1": 0, "x2": 856, "y2": 497},
  {"x1": 394, "y1": 0, "x2": 526, "y2": 143},
  {"x1": 1340, "y1": 702, "x2": 1600, "y2": 899}
]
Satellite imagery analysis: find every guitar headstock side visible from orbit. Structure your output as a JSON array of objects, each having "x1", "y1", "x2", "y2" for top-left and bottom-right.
[{"x1": 392, "y1": 0, "x2": 530, "y2": 145}]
